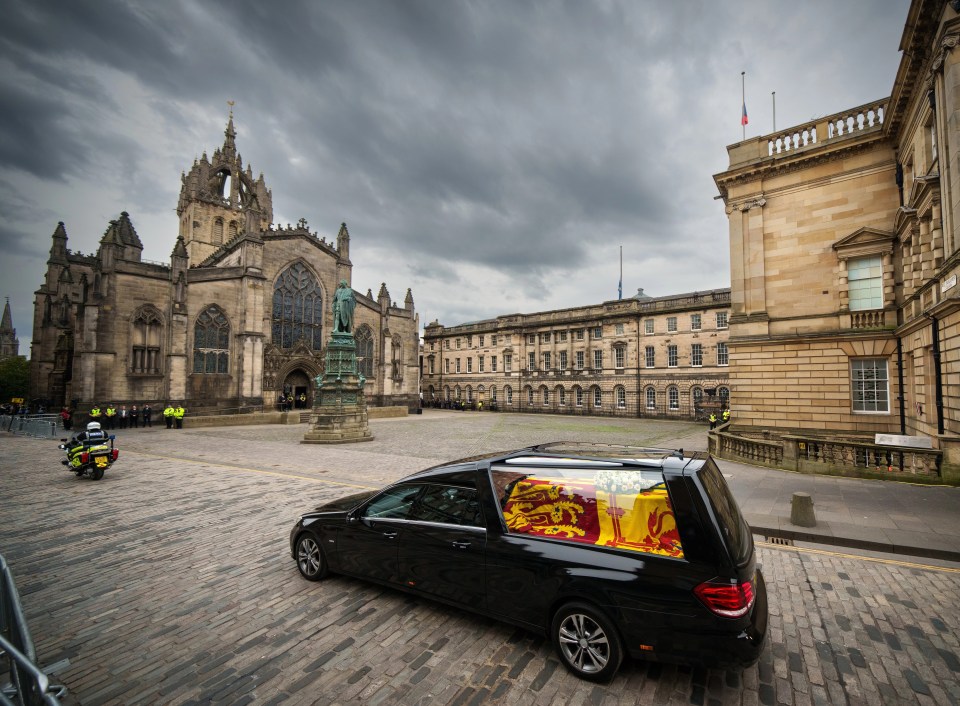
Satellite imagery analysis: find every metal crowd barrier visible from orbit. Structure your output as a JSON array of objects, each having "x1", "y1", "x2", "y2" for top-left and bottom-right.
[
  {"x1": 0, "y1": 555, "x2": 65, "y2": 706},
  {"x1": 0, "y1": 417, "x2": 59, "y2": 439}
]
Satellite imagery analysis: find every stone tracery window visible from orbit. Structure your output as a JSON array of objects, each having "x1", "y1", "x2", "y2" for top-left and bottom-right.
[
  {"x1": 356, "y1": 325, "x2": 374, "y2": 378},
  {"x1": 272, "y1": 262, "x2": 324, "y2": 350},
  {"x1": 391, "y1": 335, "x2": 403, "y2": 381},
  {"x1": 193, "y1": 305, "x2": 230, "y2": 374},
  {"x1": 131, "y1": 307, "x2": 163, "y2": 374}
]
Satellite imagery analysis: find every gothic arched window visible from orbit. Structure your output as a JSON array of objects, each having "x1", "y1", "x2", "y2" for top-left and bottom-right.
[
  {"x1": 355, "y1": 325, "x2": 374, "y2": 378},
  {"x1": 272, "y1": 262, "x2": 324, "y2": 350},
  {"x1": 193, "y1": 305, "x2": 230, "y2": 374},
  {"x1": 131, "y1": 307, "x2": 163, "y2": 374},
  {"x1": 213, "y1": 218, "x2": 224, "y2": 244}
]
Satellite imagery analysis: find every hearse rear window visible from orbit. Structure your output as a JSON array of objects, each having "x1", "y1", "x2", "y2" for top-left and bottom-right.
[{"x1": 491, "y1": 466, "x2": 684, "y2": 558}]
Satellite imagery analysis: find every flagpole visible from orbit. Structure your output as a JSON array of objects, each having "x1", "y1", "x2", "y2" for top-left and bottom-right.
[
  {"x1": 772, "y1": 91, "x2": 776, "y2": 132},
  {"x1": 618, "y1": 245, "x2": 623, "y2": 300},
  {"x1": 741, "y1": 71, "x2": 746, "y2": 141}
]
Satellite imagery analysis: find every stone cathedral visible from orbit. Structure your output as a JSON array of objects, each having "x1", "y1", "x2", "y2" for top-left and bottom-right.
[{"x1": 30, "y1": 115, "x2": 420, "y2": 414}]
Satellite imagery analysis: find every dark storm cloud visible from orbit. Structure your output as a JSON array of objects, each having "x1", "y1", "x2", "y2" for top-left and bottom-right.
[{"x1": 0, "y1": 0, "x2": 910, "y2": 350}]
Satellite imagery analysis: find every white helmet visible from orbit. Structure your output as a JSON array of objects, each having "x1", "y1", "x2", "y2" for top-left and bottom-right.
[{"x1": 87, "y1": 421, "x2": 101, "y2": 431}]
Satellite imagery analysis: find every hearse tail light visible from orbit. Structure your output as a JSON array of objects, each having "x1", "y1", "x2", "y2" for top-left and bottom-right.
[{"x1": 694, "y1": 578, "x2": 755, "y2": 618}]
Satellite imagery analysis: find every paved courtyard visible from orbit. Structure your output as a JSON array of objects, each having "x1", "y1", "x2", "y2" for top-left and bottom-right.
[{"x1": 2, "y1": 412, "x2": 959, "y2": 705}]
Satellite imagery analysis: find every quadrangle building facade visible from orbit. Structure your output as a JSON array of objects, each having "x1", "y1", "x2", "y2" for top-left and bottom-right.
[
  {"x1": 421, "y1": 288, "x2": 731, "y2": 419},
  {"x1": 29, "y1": 115, "x2": 420, "y2": 415}
]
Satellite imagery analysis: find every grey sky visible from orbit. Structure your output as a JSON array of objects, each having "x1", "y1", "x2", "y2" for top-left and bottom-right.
[{"x1": 0, "y1": 0, "x2": 908, "y2": 356}]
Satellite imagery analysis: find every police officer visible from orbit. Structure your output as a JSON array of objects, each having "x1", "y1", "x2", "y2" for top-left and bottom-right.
[
  {"x1": 104, "y1": 403, "x2": 117, "y2": 430},
  {"x1": 722, "y1": 408, "x2": 730, "y2": 423},
  {"x1": 89, "y1": 404, "x2": 102, "y2": 424},
  {"x1": 298, "y1": 393, "x2": 306, "y2": 408},
  {"x1": 709, "y1": 412, "x2": 717, "y2": 430},
  {"x1": 163, "y1": 403, "x2": 175, "y2": 429},
  {"x1": 174, "y1": 404, "x2": 185, "y2": 429}
]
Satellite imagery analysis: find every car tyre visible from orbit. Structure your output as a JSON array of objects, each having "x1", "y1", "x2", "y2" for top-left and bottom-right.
[
  {"x1": 552, "y1": 602, "x2": 623, "y2": 682},
  {"x1": 295, "y1": 533, "x2": 328, "y2": 581}
]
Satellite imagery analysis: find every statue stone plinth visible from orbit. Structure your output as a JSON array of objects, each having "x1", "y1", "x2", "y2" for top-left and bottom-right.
[{"x1": 301, "y1": 332, "x2": 373, "y2": 445}]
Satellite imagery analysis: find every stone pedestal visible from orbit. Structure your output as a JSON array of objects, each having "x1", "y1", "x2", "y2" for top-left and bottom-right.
[{"x1": 301, "y1": 332, "x2": 372, "y2": 444}]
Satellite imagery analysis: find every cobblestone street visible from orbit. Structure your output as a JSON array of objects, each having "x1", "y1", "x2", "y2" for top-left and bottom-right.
[{"x1": 2, "y1": 413, "x2": 959, "y2": 705}]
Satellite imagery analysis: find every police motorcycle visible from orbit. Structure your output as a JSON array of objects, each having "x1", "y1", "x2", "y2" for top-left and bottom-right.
[{"x1": 59, "y1": 421, "x2": 119, "y2": 480}]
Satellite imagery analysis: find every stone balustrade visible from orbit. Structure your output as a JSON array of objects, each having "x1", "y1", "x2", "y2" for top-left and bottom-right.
[
  {"x1": 765, "y1": 99, "x2": 887, "y2": 157},
  {"x1": 850, "y1": 309, "x2": 886, "y2": 329}
]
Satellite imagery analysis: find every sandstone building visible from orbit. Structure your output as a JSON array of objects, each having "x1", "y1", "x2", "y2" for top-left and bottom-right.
[
  {"x1": 0, "y1": 299, "x2": 19, "y2": 361},
  {"x1": 713, "y1": 0, "x2": 959, "y2": 470},
  {"x1": 422, "y1": 288, "x2": 731, "y2": 419},
  {"x1": 30, "y1": 115, "x2": 420, "y2": 414}
]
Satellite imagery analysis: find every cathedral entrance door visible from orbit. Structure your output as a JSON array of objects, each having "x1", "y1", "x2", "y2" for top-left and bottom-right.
[{"x1": 283, "y1": 369, "x2": 311, "y2": 409}]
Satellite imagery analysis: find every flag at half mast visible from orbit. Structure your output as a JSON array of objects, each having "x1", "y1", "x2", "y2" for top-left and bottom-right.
[{"x1": 741, "y1": 101, "x2": 749, "y2": 126}]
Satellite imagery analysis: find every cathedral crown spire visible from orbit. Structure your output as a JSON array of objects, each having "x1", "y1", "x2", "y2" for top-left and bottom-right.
[{"x1": 1, "y1": 298, "x2": 13, "y2": 332}]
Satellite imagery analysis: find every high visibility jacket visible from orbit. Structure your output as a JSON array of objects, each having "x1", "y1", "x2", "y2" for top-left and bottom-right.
[
  {"x1": 722, "y1": 411, "x2": 730, "y2": 421},
  {"x1": 709, "y1": 414, "x2": 717, "y2": 422},
  {"x1": 105, "y1": 407, "x2": 116, "y2": 417},
  {"x1": 90, "y1": 407, "x2": 101, "y2": 417},
  {"x1": 163, "y1": 406, "x2": 175, "y2": 417},
  {"x1": 174, "y1": 407, "x2": 185, "y2": 419}
]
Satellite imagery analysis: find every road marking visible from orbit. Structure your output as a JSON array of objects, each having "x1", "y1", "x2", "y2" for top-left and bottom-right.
[
  {"x1": 122, "y1": 450, "x2": 379, "y2": 490},
  {"x1": 756, "y1": 541, "x2": 960, "y2": 574}
]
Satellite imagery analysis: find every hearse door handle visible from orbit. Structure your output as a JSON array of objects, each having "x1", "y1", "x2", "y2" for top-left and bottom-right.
[
  {"x1": 382, "y1": 531, "x2": 398, "y2": 540},
  {"x1": 451, "y1": 540, "x2": 470, "y2": 550}
]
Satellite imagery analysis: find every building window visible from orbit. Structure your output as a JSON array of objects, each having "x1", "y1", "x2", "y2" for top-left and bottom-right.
[
  {"x1": 615, "y1": 323, "x2": 624, "y2": 335},
  {"x1": 467, "y1": 335, "x2": 473, "y2": 347},
  {"x1": 593, "y1": 387, "x2": 602, "y2": 408},
  {"x1": 716, "y1": 312, "x2": 728, "y2": 329},
  {"x1": 445, "y1": 359, "x2": 450, "y2": 373},
  {"x1": 576, "y1": 351, "x2": 584, "y2": 370},
  {"x1": 718, "y1": 387, "x2": 730, "y2": 406},
  {"x1": 559, "y1": 331, "x2": 568, "y2": 342},
  {"x1": 479, "y1": 356, "x2": 485, "y2": 372},
  {"x1": 575, "y1": 386, "x2": 583, "y2": 407},
  {"x1": 356, "y1": 324, "x2": 374, "y2": 378},
  {"x1": 593, "y1": 350, "x2": 603, "y2": 371},
  {"x1": 645, "y1": 346, "x2": 655, "y2": 368},
  {"x1": 543, "y1": 352, "x2": 551, "y2": 370},
  {"x1": 528, "y1": 352, "x2": 536, "y2": 371},
  {"x1": 542, "y1": 388, "x2": 549, "y2": 405},
  {"x1": 614, "y1": 347, "x2": 625, "y2": 369},
  {"x1": 506, "y1": 386, "x2": 513, "y2": 404},
  {"x1": 576, "y1": 329, "x2": 585, "y2": 341},
  {"x1": 505, "y1": 354, "x2": 512, "y2": 372},
  {"x1": 667, "y1": 345, "x2": 678, "y2": 368},
  {"x1": 455, "y1": 386, "x2": 462, "y2": 400},
  {"x1": 645, "y1": 387, "x2": 656, "y2": 409},
  {"x1": 691, "y1": 314, "x2": 701, "y2": 331},
  {"x1": 491, "y1": 335, "x2": 497, "y2": 346},
  {"x1": 559, "y1": 351, "x2": 568, "y2": 369},
  {"x1": 852, "y1": 359, "x2": 889, "y2": 412},
  {"x1": 228, "y1": 221, "x2": 238, "y2": 239},
  {"x1": 542, "y1": 332, "x2": 551, "y2": 343},
  {"x1": 193, "y1": 305, "x2": 230, "y2": 374},
  {"x1": 527, "y1": 387, "x2": 534, "y2": 404},
  {"x1": 668, "y1": 387, "x2": 679, "y2": 410},
  {"x1": 131, "y1": 307, "x2": 162, "y2": 374},
  {"x1": 667, "y1": 317, "x2": 677, "y2": 332},
  {"x1": 479, "y1": 335, "x2": 484, "y2": 347},
  {"x1": 466, "y1": 387, "x2": 473, "y2": 403},
  {"x1": 593, "y1": 326, "x2": 602, "y2": 339},
  {"x1": 691, "y1": 343, "x2": 703, "y2": 367},
  {"x1": 456, "y1": 358, "x2": 461, "y2": 373},
  {"x1": 718, "y1": 343, "x2": 729, "y2": 366},
  {"x1": 272, "y1": 262, "x2": 323, "y2": 350},
  {"x1": 491, "y1": 356, "x2": 497, "y2": 372},
  {"x1": 467, "y1": 357, "x2": 473, "y2": 373},
  {"x1": 616, "y1": 386, "x2": 626, "y2": 409},
  {"x1": 645, "y1": 319, "x2": 654, "y2": 335},
  {"x1": 445, "y1": 340, "x2": 450, "y2": 349},
  {"x1": 528, "y1": 334, "x2": 536, "y2": 344},
  {"x1": 213, "y1": 218, "x2": 224, "y2": 244},
  {"x1": 692, "y1": 387, "x2": 703, "y2": 406},
  {"x1": 391, "y1": 335, "x2": 404, "y2": 381},
  {"x1": 848, "y1": 256, "x2": 883, "y2": 311},
  {"x1": 429, "y1": 358, "x2": 435, "y2": 374},
  {"x1": 492, "y1": 386, "x2": 497, "y2": 402},
  {"x1": 456, "y1": 338, "x2": 461, "y2": 349},
  {"x1": 559, "y1": 387, "x2": 566, "y2": 406}
]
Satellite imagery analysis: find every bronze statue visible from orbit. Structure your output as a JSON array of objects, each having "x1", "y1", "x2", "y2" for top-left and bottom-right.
[{"x1": 332, "y1": 280, "x2": 355, "y2": 334}]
